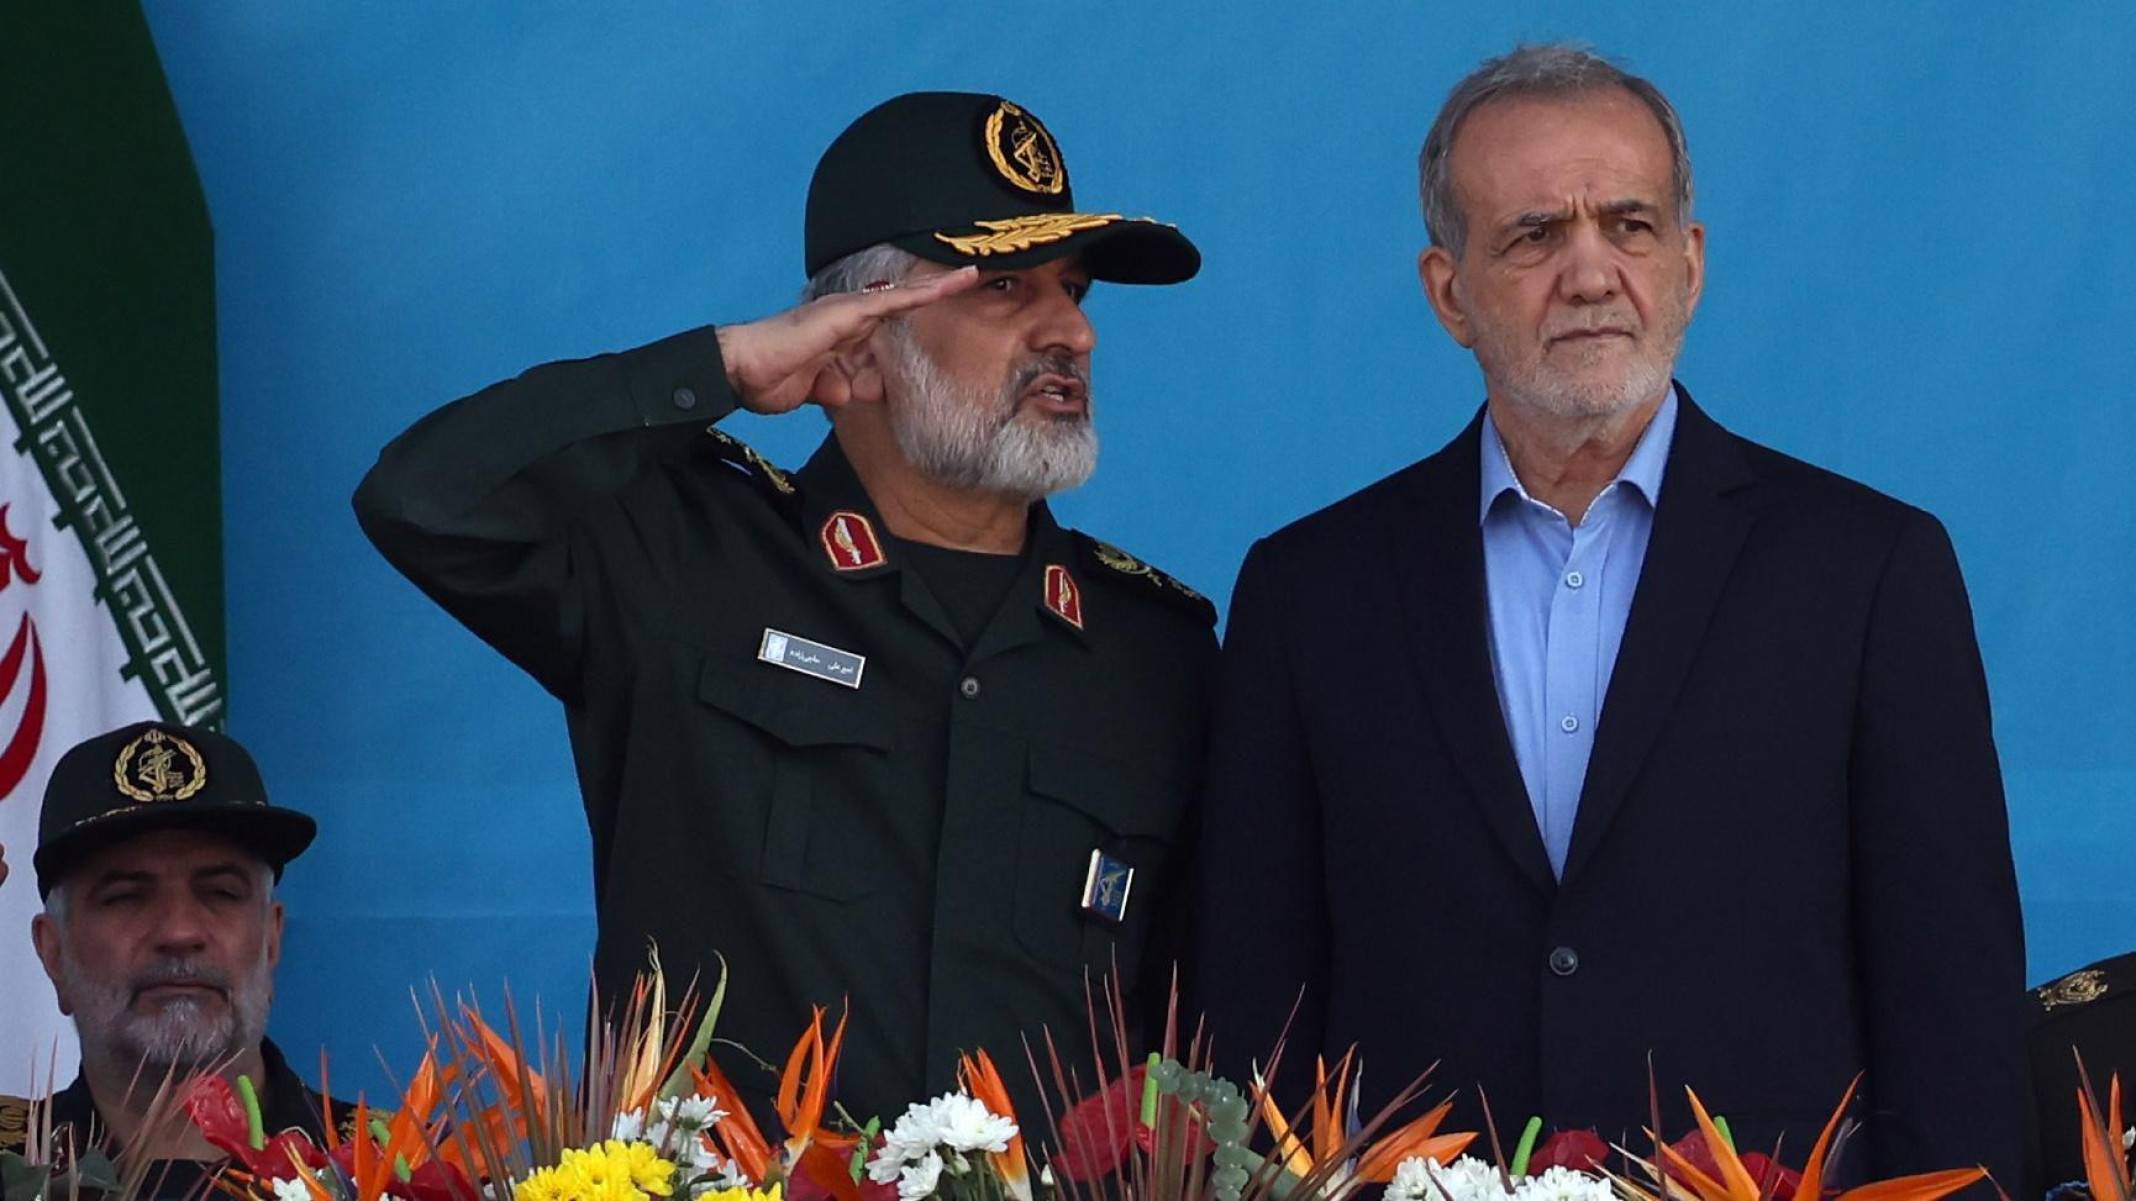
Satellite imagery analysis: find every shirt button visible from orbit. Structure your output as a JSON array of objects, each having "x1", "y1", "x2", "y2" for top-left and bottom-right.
[
  {"x1": 673, "y1": 386, "x2": 698, "y2": 410},
  {"x1": 1560, "y1": 714, "x2": 1580, "y2": 733},
  {"x1": 1565, "y1": 570, "x2": 1585, "y2": 589},
  {"x1": 1549, "y1": 946, "x2": 1580, "y2": 976},
  {"x1": 959, "y1": 676, "x2": 982, "y2": 700}
]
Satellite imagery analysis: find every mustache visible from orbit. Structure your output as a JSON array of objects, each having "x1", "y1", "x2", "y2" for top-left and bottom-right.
[
  {"x1": 130, "y1": 958, "x2": 233, "y2": 1002},
  {"x1": 1012, "y1": 355, "x2": 1090, "y2": 397},
  {"x1": 1544, "y1": 311, "x2": 1640, "y2": 341}
]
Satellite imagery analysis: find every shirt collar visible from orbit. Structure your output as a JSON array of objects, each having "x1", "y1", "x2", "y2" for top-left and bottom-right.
[{"x1": 1478, "y1": 384, "x2": 1681, "y2": 526}]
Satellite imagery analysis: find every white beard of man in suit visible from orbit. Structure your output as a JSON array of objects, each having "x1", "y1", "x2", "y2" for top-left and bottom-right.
[{"x1": 1417, "y1": 78, "x2": 1705, "y2": 520}]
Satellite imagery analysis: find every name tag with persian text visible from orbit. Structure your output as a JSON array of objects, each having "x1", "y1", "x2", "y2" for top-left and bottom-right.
[{"x1": 758, "y1": 629, "x2": 866, "y2": 689}]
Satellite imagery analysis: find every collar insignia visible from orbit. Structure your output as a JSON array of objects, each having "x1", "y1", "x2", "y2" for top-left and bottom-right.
[
  {"x1": 820, "y1": 510, "x2": 887, "y2": 572},
  {"x1": 112, "y1": 728, "x2": 208, "y2": 803},
  {"x1": 1043, "y1": 564, "x2": 1084, "y2": 630},
  {"x1": 984, "y1": 100, "x2": 1066, "y2": 196}
]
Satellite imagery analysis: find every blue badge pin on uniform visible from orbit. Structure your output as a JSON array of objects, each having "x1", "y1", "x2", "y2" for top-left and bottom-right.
[{"x1": 1080, "y1": 850, "x2": 1134, "y2": 923}]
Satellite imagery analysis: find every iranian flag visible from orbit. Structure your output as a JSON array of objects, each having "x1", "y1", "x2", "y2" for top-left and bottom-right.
[{"x1": 0, "y1": 5, "x2": 225, "y2": 1090}]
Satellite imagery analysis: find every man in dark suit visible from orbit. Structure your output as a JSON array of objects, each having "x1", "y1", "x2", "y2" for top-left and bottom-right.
[{"x1": 1193, "y1": 44, "x2": 2025, "y2": 1187}]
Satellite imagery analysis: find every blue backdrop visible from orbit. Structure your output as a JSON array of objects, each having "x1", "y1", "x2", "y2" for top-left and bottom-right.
[{"x1": 134, "y1": 2, "x2": 2136, "y2": 1097}]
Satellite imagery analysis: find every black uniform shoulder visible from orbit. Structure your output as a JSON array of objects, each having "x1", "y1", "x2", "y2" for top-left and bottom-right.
[
  {"x1": 701, "y1": 427, "x2": 801, "y2": 508},
  {"x1": 0, "y1": 1093, "x2": 27, "y2": 1154},
  {"x1": 2033, "y1": 953, "x2": 2136, "y2": 1029},
  {"x1": 1072, "y1": 533, "x2": 1217, "y2": 628}
]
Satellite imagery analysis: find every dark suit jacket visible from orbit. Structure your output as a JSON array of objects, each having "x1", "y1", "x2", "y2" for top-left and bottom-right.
[{"x1": 1194, "y1": 388, "x2": 2024, "y2": 1188}]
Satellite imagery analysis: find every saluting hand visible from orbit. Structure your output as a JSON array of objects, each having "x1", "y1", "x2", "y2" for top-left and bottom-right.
[{"x1": 717, "y1": 266, "x2": 980, "y2": 415}]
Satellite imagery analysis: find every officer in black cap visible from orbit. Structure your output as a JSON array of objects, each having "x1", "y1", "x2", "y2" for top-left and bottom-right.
[
  {"x1": 355, "y1": 92, "x2": 1214, "y2": 1121},
  {"x1": 2, "y1": 722, "x2": 346, "y2": 1200}
]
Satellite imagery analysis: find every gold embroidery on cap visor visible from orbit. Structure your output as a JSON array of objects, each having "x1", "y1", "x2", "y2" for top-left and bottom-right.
[
  {"x1": 112, "y1": 728, "x2": 209, "y2": 803},
  {"x1": 984, "y1": 101, "x2": 1066, "y2": 195},
  {"x1": 934, "y1": 212, "x2": 1124, "y2": 258}
]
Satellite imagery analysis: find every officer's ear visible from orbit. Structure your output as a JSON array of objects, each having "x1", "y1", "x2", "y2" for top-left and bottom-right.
[{"x1": 30, "y1": 907, "x2": 72, "y2": 1016}]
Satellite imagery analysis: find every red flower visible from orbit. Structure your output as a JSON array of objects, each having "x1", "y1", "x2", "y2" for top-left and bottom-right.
[
  {"x1": 1667, "y1": 1132, "x2": 1804, "y2": 1197},
  {"x1": 1530, "y1": 1129, "x2": 1609, "y2": 1174},
  {"x1": 183, "y1": 1077, "x2": 329, "y2": 1179},
  {"x1": 1053, "y1": 1067, "x2": 1148, "y2": 1183}
]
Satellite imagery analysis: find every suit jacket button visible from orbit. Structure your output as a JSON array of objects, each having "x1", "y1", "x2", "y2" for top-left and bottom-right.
[
  {"x1": 959, "y1": 676, "x2": 982, "y2": 700},
  {"x1": 673, "y1": 386, "x2": 698, "y2": 410},
  {"x1": 1548, "y1": 945, "x2": 1580, "y2": 977}
]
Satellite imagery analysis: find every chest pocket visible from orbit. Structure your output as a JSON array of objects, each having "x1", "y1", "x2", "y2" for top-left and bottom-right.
[
  {"x1": 696, "y1": 656, "x2": 895, "y2": 901},
  {"x1": 1013, "y1": 744, "x2": 1189, "y2": 992}
]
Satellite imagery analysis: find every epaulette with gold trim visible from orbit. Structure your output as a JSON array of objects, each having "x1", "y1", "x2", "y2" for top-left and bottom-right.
[
  {"x1": 1074, "y1": 533, "x2": 1216, "y2": 627},
  {"x1": 0, "y1": 1092, "x2": 30, "y2": 1154},
  {"x1": 703, "y1": 427, "x2": 799, "y2": 506}
]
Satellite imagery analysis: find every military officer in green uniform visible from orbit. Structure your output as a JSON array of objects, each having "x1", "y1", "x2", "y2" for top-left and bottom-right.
[
  {"x1": 2, "y1": 722, "x2": 345, "y2": 1200},
  {"x1": 354, "y1": 92, "x2": 1215, "y2": 1121}
]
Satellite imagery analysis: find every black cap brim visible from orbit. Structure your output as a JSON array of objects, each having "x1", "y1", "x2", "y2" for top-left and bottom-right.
[
  {"x1": 34, "y1": 805, "x2": 317, "y2": 899},
  {"x1": 894, "y1": 215, "x2": 1200, "y2": 285}
]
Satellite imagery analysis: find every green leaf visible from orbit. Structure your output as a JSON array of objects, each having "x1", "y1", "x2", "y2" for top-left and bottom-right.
[
  {"x1": 0, "y1": 1154, "x2": 52, "y2": 1201},
  {"x1": 659, "y1": 953, "x2": 731, "y2": 1104}
]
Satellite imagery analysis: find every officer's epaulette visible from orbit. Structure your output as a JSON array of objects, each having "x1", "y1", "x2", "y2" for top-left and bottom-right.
[
  {"x1": 0, "y1": 1092, "x2": 30, "y2": 1154},
  {"x1": 704, "y1": 427, "x2": 800, "y2": 506},
  {"x1": 1074, "y1": 533, "x2": 1216, "y2": 627},
  {"x1": 2034, "y1": 953, "x2": 2134, "y2": 1018}
]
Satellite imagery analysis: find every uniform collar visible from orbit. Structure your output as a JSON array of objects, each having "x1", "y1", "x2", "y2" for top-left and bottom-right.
[
  {"x1": 792, "y1": 435, "x2": 1089, "y2": 643},
  {"x1": 47, "y1": 1037, "x2": 331, "y2": 1154}
]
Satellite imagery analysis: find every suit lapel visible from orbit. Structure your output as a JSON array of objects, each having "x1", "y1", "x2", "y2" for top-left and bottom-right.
[
  {"x1": 1561, "y1": 389, "x2": 1758, "y2": 884},
  {"x1": 1393, "y1": 413, "x2": 1557, "y2": 894}
]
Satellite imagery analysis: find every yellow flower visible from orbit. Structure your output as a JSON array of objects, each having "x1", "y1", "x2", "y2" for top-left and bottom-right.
[
  {"x1": 599, "y1": 1140, "x2": 677, "y2": 1196},
  {"x1": 514, "y1": 1166, "x2": 567, "y2": 1201}
]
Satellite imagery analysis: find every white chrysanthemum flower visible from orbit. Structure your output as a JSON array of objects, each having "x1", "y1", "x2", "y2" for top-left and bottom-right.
[
  {"x1": 897, "y1": 1151, "x2": 946, "y2": 1201},
  {"x1": 271, "y1": 1178, "x2": 314, "y2": 1201},
  {"x1": 1387, "y1": 1157, "x2": 1436, "y2": 1201},
  {"x1": 1410, "y1": 1156, "x2": 1516, "y2": 1201},
  {"x1": 1513, "y1": 1165, "x2": 1613, "y2": 1201},
  {"x1": 2124, "y1": 1125, "x2": 2134, "y2": 1152},
  {"x1": 931, "y1": 1093, "x2": 1015, "y2": 1154},
  {"x1": 873, "y1": 1095, "x2": 952, "y2": 1176},
  {"x1": 672, "y1": 1095, "x2": 725, "y2": 1132},
  {"x1": 613, "y1": 1109, "x2": 649, "y2": 1142}
]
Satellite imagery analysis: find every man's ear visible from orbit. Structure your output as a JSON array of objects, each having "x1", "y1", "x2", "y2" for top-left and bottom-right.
[
  {"x1": 1680, "y1": 219, "x2": 1707, "y2": 320},
  {"x1": 818, "y1": 337, "x2": 889, "y2": 410},
  {"x1": 265, "y1": 896, "x2": 285, "y2": 971},
  {"x1": 31, "y1": 910, "x2": 71, "y2": 1016},
  {"x1": 1418, "y1": 246, "x2": 1475, "y2": 348}
]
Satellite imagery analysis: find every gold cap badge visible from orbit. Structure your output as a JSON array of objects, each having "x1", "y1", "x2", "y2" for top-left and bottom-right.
[
  {"x1": 984, "y1": 101, "x2": 1066, "y2": 196},
  {"x1": 112, "y1": 727, "x2": 209, "y2": 803}
]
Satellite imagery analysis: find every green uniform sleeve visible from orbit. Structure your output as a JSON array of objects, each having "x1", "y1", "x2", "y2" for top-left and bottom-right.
[{"x1": 352, "y1": 325, "x2": 741, "y2": 698}]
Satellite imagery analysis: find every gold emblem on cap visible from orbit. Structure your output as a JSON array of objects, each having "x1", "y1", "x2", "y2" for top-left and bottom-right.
[
  {"x1": 935, "y1": 212, "x2": 1122, "y2": 258},
  {"x1": 113, "y1": 728, "x2": 209, "y2": 803},
  {"x1": 984, "y1": 101, "x2": 1067, "y2": 196}
]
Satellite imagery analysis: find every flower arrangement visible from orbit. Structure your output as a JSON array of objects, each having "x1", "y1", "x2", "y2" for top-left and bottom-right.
[{"x1": 6, "y1": 961, "x2": 2008, "y2": 1201}]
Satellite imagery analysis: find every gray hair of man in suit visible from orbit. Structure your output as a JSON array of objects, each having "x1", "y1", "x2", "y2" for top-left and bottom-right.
[{"x1": 1418, "y1": 44, "x2": 1697, "y2": 257}]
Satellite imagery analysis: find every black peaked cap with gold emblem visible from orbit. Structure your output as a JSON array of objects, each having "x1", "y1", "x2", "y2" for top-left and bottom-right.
[
  {"x1": 33, "y1": 721, "x2": 316, "y2": 898},
  {"x1": 805, "y1": 91, "x2": 1199, "y2": 285}
]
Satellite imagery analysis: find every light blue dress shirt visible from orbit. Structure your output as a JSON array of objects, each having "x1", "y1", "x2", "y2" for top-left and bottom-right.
[{"x1": 1479, "y1": 390, "x2": 1678, "y2": 877}]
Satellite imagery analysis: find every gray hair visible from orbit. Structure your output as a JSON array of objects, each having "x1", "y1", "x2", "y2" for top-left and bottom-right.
[
  {"x1": 1418, "y1": 44, "x2": 1694, "y2": 254},
  {"x1": 800, "y1": 243, "x2": 924, "y2": 303}
]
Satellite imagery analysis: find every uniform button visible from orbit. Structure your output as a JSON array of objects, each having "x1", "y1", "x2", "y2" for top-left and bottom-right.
[
  {"x1": 1560, "y1": 714, "x2": 1579, "y2": 733},
  {"x1": 1565, "y1": 570, "x2": 1585, "y2": 589},
  {"x1": 1548, "y1": 945, "x2": 1580, "y2": 976},
  {"x1": 959, "y1": 676, "x2": 982, "y2": 700},
  {"x1": 673, "y1": 386, "x2": 698, "y2": 410}
]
